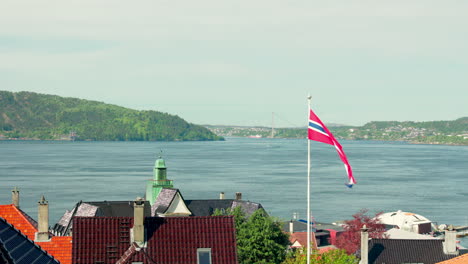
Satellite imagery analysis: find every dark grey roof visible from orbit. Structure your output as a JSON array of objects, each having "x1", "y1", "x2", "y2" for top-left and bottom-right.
[
  {"x1": 0, "y1": 242, "x2": 12, "y2": 264},
  {"x1": 87, "y1": 201, "x2": 152, "y2": 217},
  {"x1": 184, "y1": 199, "x2": 263, "y2": 217},
  {"x1": 151, "y1": 188, "x2": 179, "y2": 215},
  {"x1": 184, "y1": 200, "x2": 233, "y2": 216},
  {"x1": 232, "y1": 200, "x2": 264, "y2": 216},
  {"x1": 0, "y1": 217, "x2": 58, "y2": 264},
  {"x1": 53, "y1": 200, "x2": 151, "y2": 236},
  {"x1": 368, "y1": 239, "x2": 457, "y2": 264}
]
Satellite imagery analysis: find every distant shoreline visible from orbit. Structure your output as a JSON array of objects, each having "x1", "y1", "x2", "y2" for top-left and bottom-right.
[{"x1": 1, "y1": 137, "x2": 465, "y2": 146}]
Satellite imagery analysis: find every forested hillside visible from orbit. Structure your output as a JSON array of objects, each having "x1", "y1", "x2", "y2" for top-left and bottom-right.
[{"x1": 0, "y1": 91, "x2": 223, "y2": 141}]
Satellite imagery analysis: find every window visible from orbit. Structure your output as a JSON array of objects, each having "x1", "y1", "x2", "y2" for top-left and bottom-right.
[{"x1": 197, "y1": 248, "x2": 212, "y2": 264}]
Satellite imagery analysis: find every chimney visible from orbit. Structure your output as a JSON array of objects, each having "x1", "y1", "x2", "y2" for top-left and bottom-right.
[
  {"x1": 443, "y1": 225, "x2": 458, "y2": 254},
  {"x1": 36, "y1": 195, "x2": 50, "y2": 241},
  {"x1": 235, "y1": 192, "x2": 242, "y2": 200},
  {"x1": 11, "y1": 187, "x2": 19, "y2": 208},
  {"x1": 360, "y1": 225, "x2": 369, "y2": 264},
  {"x1": 133, "y1": 197, "x2": 145, "y2": 246},
  {"x1": 219, "y1": 192, "x2": 225, "y2": 200},
  {"x1": 289, "y1": 221, "x2": 294, "y2": 233}
]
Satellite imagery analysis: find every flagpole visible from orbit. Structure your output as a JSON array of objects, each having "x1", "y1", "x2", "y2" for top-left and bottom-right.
[{"x1": 307, "y1": 95, "x2": 312, "y2": 264}]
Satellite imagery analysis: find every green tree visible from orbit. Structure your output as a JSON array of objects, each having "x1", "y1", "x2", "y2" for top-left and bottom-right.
[
  {"x1": 283, "y1": 247, "x2": 358, "y2": 264},
  {"x1": 213, "y1": 207, "x2": 290, "y2": 264}
]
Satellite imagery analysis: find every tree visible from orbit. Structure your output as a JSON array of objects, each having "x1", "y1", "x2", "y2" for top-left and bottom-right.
[
  {"x1": 283, "y1": 247, "x2": 359, "y2": 264},
  {"x1": 213, "y1": 207, "x2": 290, "y2": 264},
  {"x1": 334, "y1": 209, "x2": 387, "y2": 255}
]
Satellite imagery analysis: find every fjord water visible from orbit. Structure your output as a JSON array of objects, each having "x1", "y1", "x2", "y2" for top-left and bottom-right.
[{"x1": 1, "y1": 138, "x2": 467, "y2": 246}]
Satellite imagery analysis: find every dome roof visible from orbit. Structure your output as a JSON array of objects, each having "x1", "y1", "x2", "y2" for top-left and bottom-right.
[
  {"x1": 154, "y1": 157, "x2": 166, "y2": 169},
  {"x1": 377, "y1": 210, "x2": 434, "y2": 232}
]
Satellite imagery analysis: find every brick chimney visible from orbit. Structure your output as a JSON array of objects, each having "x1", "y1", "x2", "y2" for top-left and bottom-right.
[
  {"x1": 219, "y1": 192, "x2": 225, "y2": 200},
  {"x1": 133, "y1": 197, "x2": 145, "y2": 247},
  {"x1": 235, "y1": 192, "x2": 242, "y2": 200},
  {"x1": 360, "y1": 225, "x2": 369, "y2": 264},
  {"x1": 35, "y1": 195, "x2": 50, "y2": 241},
  {"x1": 443, "y1": 225, "x2": 458, "y2": 255},
  {"x1": 289, "y1": 221, "x2": 294, "y2": 233},
  {"x1": 11, "y1": 187, "x2": 19, "y2": 208}
]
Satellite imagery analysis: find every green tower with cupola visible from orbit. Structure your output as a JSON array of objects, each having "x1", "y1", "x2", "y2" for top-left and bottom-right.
[{"x1": 146, "y1": 157, "x2": 174, "y2": 205}]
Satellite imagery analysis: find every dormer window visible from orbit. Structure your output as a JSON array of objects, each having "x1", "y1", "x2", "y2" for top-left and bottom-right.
[{"x1": 197, "y1": 248, "x2": 212, "y2": 264}]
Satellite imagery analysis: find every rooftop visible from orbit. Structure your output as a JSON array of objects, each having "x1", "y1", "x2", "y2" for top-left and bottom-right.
[
  {"x1": 0, "y1": 204, "x2": 37, "y2": 241},
  {"x1": 0, "y1": 217, "x2": 59, "y2": 264},
  {"x1": 0, "y1": 204, "x2": 72, "y2": 264},
  {"x1": 184, "y1": 199, "x2": 263, "y2": 217},
  {"x1": 436, "y1": 253, "x2": 468, "y2": 264},
  {"x1": 368, "y1": 239, "x2": 457, "y2": 264},
  {"x1": 73, "y1": 216, "x2": 238, "y2": 264}
]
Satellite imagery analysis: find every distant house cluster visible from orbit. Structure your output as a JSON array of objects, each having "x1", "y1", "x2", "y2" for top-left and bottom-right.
[{"x1": 1, "y1": 157, "x2": 467, "y2": 263}]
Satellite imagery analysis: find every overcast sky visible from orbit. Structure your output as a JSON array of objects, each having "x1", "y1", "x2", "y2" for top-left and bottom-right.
[{"x1": 1, "y1": 1, "x2": 467, "y2": 127}]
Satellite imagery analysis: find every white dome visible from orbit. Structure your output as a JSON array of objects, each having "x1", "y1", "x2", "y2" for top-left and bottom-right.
[{"x1": 377, "y1": 210, "x2": 435, "y2": 233}]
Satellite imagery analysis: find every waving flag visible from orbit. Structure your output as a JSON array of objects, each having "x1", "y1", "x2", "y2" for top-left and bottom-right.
[{"x1": 308, "y1": 109, "x2": 356, "y2": 187}]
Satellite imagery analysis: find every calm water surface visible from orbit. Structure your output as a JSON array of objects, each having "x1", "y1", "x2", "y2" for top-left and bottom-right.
[{"x1": 1, "y1": 138, "x2": 467, "y2": 246}]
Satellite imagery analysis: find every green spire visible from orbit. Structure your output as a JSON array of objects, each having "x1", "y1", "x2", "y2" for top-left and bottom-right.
[
  {"x1": 146, "y1": 156, "x2": 174, "y2": 205},
  {"x1": 153, "y1": 156, "x2": 167, "y2": 181}
]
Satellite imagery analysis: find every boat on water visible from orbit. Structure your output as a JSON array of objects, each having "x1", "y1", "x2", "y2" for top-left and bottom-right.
[{"x1": 248, "y1": 135, "x2": 262, "y2": 138}]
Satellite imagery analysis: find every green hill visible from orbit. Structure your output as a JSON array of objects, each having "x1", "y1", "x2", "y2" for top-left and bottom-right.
[{"x1": 0, "y1": 91, "x2": 223, "y2": 141}]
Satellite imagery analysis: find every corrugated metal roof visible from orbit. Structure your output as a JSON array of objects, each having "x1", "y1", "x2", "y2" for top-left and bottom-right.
[{"x1": 72, "y1": 216, "x2": 238, "y2": 264}]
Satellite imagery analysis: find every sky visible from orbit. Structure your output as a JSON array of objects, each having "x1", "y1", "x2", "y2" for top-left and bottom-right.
[{"x1": 1, "y1": 1, "x2": 467, "y2": 127}]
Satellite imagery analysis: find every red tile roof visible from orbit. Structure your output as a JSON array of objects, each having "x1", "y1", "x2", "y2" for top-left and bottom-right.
[
  {"x1": 0, "y1": 204, "x2": 37, "y2": 240},
  {"x1": 38, "y1": 236, "x2": 73, "y2": 264},
  {"x1": 73, "y1": 216, "x2": 238, "y2": 264},
  {"x1": 0, "y1": 204, "x2": 72, "y2": 264},
  {"x1": 436, "y1": 253, "x2": 468, "y2": 264}
]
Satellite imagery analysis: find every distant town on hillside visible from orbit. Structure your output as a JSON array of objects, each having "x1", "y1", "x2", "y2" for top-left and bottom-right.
[{"x1": 206, "y1": 117, "x2": 468, "y2": 146}]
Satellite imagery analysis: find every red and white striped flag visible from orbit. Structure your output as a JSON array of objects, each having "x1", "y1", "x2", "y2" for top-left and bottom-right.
[{"x1": 308, "y1": 109, "x2": 356, "y2": 187}]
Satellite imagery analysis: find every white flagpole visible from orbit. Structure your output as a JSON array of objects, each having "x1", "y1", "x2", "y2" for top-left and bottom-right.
[{"x1": 307, "y1": 95, "x2": 312, "y2": 264}]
